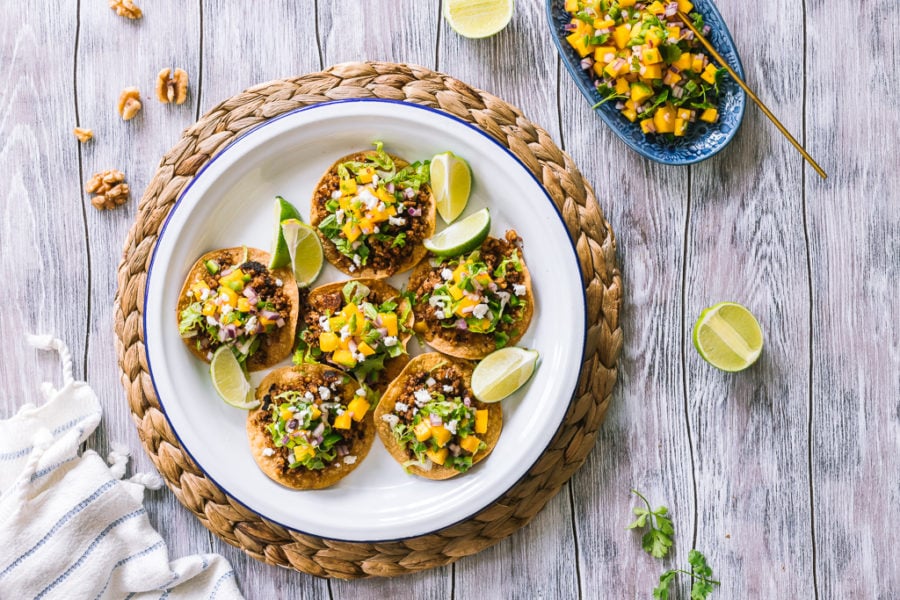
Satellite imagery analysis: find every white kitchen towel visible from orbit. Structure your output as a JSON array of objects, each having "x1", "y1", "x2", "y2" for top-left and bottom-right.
[{"x1": 0, "y1": 335, "x2": 244, "y2": 600}]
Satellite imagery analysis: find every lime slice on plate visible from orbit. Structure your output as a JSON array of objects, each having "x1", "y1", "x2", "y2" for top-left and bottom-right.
[
  {"x1": 430, "y1": 151, "x2": 472, "y2": 224},
  {"x1": 281, "y1": 218, "x2": 324, "y2": 287},
  {"x1": 209, "y1": 346, "x2": 258, "y2": 409},
  {"x1": 443, "y1": 0, "x2": 514, "y2": 39},
  {"x1": 471, "y1": 347, "x2": 539, "y2": 403},
  {"x1": 268, "y1": 196, "x2": 303, "y2": 269},
  {"x1": 692, "y1": 302, "x2": 764, "y2": 372},
  {"x1": 423, "y1": 207, "x2": 491, "y2": 256}
]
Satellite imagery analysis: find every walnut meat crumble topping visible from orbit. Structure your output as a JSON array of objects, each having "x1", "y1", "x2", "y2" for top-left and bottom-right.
[
  {"x1": 155, "y1": 68, "x2": 188, "y2": 105},
  {"x1": 109, "y1": 0, "x2": 142, "y2": 19},
  {"x1": 117, "y1": 87, "x2": 142, "y2": 121}
]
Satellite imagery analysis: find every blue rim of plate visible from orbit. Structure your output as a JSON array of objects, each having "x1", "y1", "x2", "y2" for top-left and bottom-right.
[
  {"x1": 547, "y1": 0, "x2": 746, "y2": 165},
  {"x1": 142, "y1": 97, "x2": 589, "y2": 544}
]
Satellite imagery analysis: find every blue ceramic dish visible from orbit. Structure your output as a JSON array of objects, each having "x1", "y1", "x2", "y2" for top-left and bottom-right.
[{"x1": 547, "y1": 0, "x2": 746, "y2": 165}]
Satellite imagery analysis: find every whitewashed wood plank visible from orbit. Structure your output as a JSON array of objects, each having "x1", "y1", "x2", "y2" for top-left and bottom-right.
[
  {"x1": 197, "y1": 1, "x2": 330, "y2": 595},
  {"x1": 807, "y1": 0, "x2": 900, "y2": 597},
  {"x1": 75, "y1": 0, "x2": 209, "y2": 563},
  {"x1": 316, "y1": 2, "x2": 454, "y2": 597},
  {"x1": 558, "y1": 66, "x2": 694, "y2": 598},
  {"x1": 438, "y1": 3, "x2": 576, "y2": 599},
  {"x1": 685, "y1": 0, "x2": 815, "y2": 596},
  {"x1": 0, "y1": 4, "x2": 87, "y2": 400}
]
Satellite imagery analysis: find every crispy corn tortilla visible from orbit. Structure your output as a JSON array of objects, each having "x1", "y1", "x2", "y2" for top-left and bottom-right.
[
  {"x1": 176, "y1": 247, "x2": 299, "y2": 371},
  {"x1": 306, "y1": 278, "x2": 414, "y2": 392},
  {"x1": 407, "y1": 239, "x2": 534, "y2": 360},
  {"x1": 247, "y1": 364, "x2": 374, "y2": 490},
  {"x1": 374, "y1": 353, "x2": 502, "y2": 480},
  {"x1": 309, "y1": 150, "x2": 436, "y2": 278}
]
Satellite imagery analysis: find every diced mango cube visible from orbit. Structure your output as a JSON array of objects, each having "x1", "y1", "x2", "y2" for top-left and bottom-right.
[
  {"x1": 642, "y1": 47, "x2": 662, "y2": 65},
  {"x1": 280, "y1": 407, "x2": 293, "y2": 421},
  {"x1": 319, "y1": 332, "x2": 339, "y2": 352},
  {"x1": 619, "y1": 0, "x2": 635, "y2": 7},
  {"x1": 414, "y1": 421, "x2": 433, "y2": 442},
  {"x1": 332, "y1": 349, "x2": 357, "y2": 368},
  {"x1": 640, "y1": 118, "x2": 656, "y2": 134},
  {"x1": 341, "y1": 222, "x2": 362, "y2": 243},
  {"x1": 454, "y1": 296, "x2": 479, "y2": 317},
  {"x1": 201, "y1": 302, "x2": 216, "y2": 316},
  {"x1": 612, "y1": 24, "x2": 631, "y2": 49},
  {"x1": 663, "y1": 70, "x2": 683, "y2": 86},
  {"x1": 653, "y1": 104, "x2": 677, "y2": 134},
  {"x1": 333, "y1": 411, "x2": 352, "y2": 430},
  {"x1": 380, "y1": 313, "x2": 398, "y2": 336},
  {"x1": 615, "y1": 78, "x2": 630, "y2": 95},
  {"x1": 448, "y1": 285, "x2": 464, "y2": 301},
  {"x1": 622, "y1": 108, "x2": 638, "y2": 122},
  {"x1": 459, "y1": 435, "x2": 482, "y2": 454},
  {"x1": 677, "y1": 108, "x2": 693, "y2": 121},
  {"x1": 452, "y1": 264, "x2": 467, "y2": 283},
  {"x1": 309, "y1": 406, "x2": 321, "y2": 420},
  {"x1": 674, "y1": 118, "x2": 688, "y2": 137},
  {"x1": 339, "y1": 178, "x2": 357, "y2": 196},
  {"x1": 593, "y1": 19, "x2": 615, "y2": 30},
  {"x1": 431, "y1": 425, "x2": 452, "y2": 448},
  {"x1": 357, "y1": 341, "x2": 375, "y2": 357},
  {"x1": 701, "y1": 64, "x2": 718, "y2": 84},
  {"x1": 700, "y1": 108, "x2": 719, "y2": 123},
  {"x1": 646, "y1": 1, "x2": 665, "y2": 14},
  {"x1": 691, "y1": 54, "x2": 706, "y2": 72},
  {"x1": 593, "y1": 46, "x2": 617, "y2": 65},
  {"x1": 293, "y1": 445, "x2": 315, "y2": 461},
  {"x1": 425, "y1": 448, "x2": 448, "y2": 466},
  {"x1": 475, "y1": 410, "x2": 489, "y2": 434},
  {"x1": 640, "y1": 64, "x2": 662, "y2": 80},
  {"x1": 217, "y1": 286, "x2": 238, "y2": 306},
  {"x1": 357, "y1": 167, "x2": 375, "y2": 183},
  {"x1": 667, "y1": 26, "x2": 681, "y2": 40},
  {"x1": 347, "y1": 396, "x2": 370, "y2": 422},
  {"x1": 564, "y1": 0, "x2": 578, "y2": 11},
  {"x1": 677, "y1": 0, "x2": 693, "y2": 12},
  {"x1": 630, "y1": 82, "x2": 653, "y2": 104},
  {"x1": 237, "y1": 298, "x2": 251, "y2": 313},
  {"x1": 566, "y1": 31, "x2": 592, "y2": 58},
  {"x1": 674, "y1": 52, "x2": 693, "y2": 71},
  {"x1": 328, "y1": 316, "x2": 344, "y2": 332}
]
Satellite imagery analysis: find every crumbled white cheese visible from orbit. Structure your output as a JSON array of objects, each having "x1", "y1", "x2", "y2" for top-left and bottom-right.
[
  {"x1": 389, "y1": 216, "x2": 407, "y2": 227},
  {"x1": 221, "y1": 304, "x2": 233, "y2": 315},
  {"x1": 200, "y1": 289, "x2": 210, "y2": 301},
  {"x1": 394, "y1": 402, "x2": 409, "y2": 412},
  {"x1": 381, "y1": 413, "x2": 400, "y2": 428},
  {"x1": 376, "y1": 201, "x2": 386, "y2": 212},
  {"x1": 206, "y1": 352, "x2": 214, "y2": 361},
  {"x1": 425, "y1": 377, "x2": 436, "y2": 387},
  {"x1": 304, "y1": 391, "x2": 315, "y2": 401},
  {"x1": 352, "y1": 254, "x2": 362, "y2": 267},
  {"x1": 343, "y1": 455, "x2": 357, "y2": 465},
  {"x1": 355, "y1": 388, "x2": 367, "y2": 397},
  {"x1": 383, "y1": 335, "x2": 398, "y2": 347},
  {"x1": 373, "y1": 226, "x2": 380, "y2": 234},
  {"x1": 275, "y1": 278, "x2": 283, "y2": 287},
  {"x1": 339, "y1": 325, "x2": 351, "y2": 340},
  {"x1": 442, "y1": 385, "x2": 454, "y2": 393},
  {"x1": 372, "y1": 174, "x2": 380, "y2": 185},
  {"x1": 446, "y1": 420, "x2": 458, "y2": 435},
  {"x1": 318, "y1": 386, "x2": 332, "y2": 400},
  {"x1": 186, "y1": 290, "x2": 193, "y2": 298},
  {"x1": 335, "y1": 209, "x2": 345, "y2": 224},
  {"x1": 330, "y1": 190, "x2": 342, "y2": 200},
  {"x1": 413, "y1": 389, "x2": 431, "y2": 405},
  {"x1": 262, "y1": 447, "x2": 276, "y2": 457},
  {"x1": 348, "y1": 265, "x2": 356, "y2": 272},
  {"x1": 435, "y1": 310, "x2": 445, "y2": 319},
  {"x1": 359, "y1": 188, "x2": 379, "y2": 210},
  {"x1": 513, "y1": 283, "x2": 526, "y2": 296},
  {"x1": 472, "y1": 303, "x2": 489, "y2": 319},
  {"x1": 440, "y1": 268, "x2": 454, "y2": 281}
]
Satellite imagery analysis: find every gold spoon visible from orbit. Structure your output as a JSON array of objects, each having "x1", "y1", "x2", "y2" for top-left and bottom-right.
[{"x1": 676, "y1": 10, "x2": 827, "y2": 179}]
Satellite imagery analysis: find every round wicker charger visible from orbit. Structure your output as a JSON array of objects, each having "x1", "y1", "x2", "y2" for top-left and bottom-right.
[{"x1": 114, "y1": 61, "x2": 623, "y2": 579}]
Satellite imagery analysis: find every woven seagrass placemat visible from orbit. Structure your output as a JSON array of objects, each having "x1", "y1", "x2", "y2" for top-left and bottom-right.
[{"x1": 113, "y1": 61, "x2": 623, "y2": 579}]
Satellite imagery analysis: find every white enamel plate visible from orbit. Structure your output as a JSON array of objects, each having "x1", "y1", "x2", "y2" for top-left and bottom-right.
[{"x1": 144, "y1": 99, "x2": 586, "y2": 541}]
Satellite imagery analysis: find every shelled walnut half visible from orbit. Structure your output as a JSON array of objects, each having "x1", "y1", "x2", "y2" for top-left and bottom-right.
[
  {"x1": 86, "y1": 169, "x2": 130, "y2": 211},
  {"x1": 109, "y1": 0, "x2": 142, "y2": 19},
  {"x1": 155, "y1": 68, "x2": 188, "y2": 105},
  {"x1": 117, "y1": 87, "x2": 142, "y2": 120}
]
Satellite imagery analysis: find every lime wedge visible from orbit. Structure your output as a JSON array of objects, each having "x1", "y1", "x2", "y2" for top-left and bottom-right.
[
  {"x1": 281, "y1": 218, "x2": 324, "y2": 287},
  {"x1": 430, "y1": 151, "x2": 472, "y2": 224},
  {"x1": 472, "y1": 347, "x2": 539, "y2": 403},
  {"x1": 268, "y1": 196, "x2": 303, "y2": 269},
  {"x1": 692, "y1": 302, "x2": 764, "y2": 372},
  {"x1": 423, "y1": 207, "x2": 491, "y2": 257},
  {"x1": 209, "y1": 347, "x2": 258, "y2": 409},
  {"x1": 443, "y1": 0, "x2": 514, "y2": 39}
]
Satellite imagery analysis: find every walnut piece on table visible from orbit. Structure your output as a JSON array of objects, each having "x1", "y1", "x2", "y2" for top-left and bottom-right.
[
  {"x1": 155, "y1": 68, "x2": 189, "y2": 105},
  {"x1": 73, "y1": 127, "x2": 93, "y2": 143},
  {"x1": 117, "y1": 87, "x2": 142, "y2": 120},
  {"x1": 109, "y1": 0, "x2": 142, "y2": 19},
  {"x1": 86, "y1": 169, "x2": 130, "y2": 211}
]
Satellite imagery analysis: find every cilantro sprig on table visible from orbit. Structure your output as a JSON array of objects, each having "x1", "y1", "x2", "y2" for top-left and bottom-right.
[
  {"x1": 627, "y1": 488, "x2": 675, "y2": 558},
  {"x1": 628, "y1": 489, "x2": 720, "y2": 600}
]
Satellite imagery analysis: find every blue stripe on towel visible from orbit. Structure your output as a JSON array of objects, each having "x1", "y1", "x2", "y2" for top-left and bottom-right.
[
  {"x1": 34, "y1": 508, "x2": 146, "y2": 599},
  {"x1": 0, "y1": 413, "x2": 98, "y2": 461},
  {"x1": 92, "y1": 540, "x2": 165, "y2": 600},
  {"x1": 209, "y1": 570, "x2": 235, "y2": 599},
  {"x1": 0, "y1": 479, "x2": 117, "y2": 579}
]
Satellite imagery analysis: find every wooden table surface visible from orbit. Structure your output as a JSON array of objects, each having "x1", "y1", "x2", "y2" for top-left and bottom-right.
[{"x1": 2, "y1": 1, "x2": 898, "y2": 598}]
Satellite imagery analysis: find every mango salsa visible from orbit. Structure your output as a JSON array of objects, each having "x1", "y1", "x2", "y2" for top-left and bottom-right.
[{"x1": 564, "y1": 0, "x2": 724, "y2": 138}]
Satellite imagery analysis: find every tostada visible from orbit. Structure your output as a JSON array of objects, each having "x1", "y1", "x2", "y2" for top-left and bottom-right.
[
  {"x1": 176, "y1": 247, "x2": 299, "y2": 371},
  {"x1": 310, "y1": 142, "x2": 436, "y2": 278},
  {"x1": 374, "y1": 353, "x2": 502, "y2": 480},
  {"x1": 295, "y1": 279, "x2": 413, "y2": 393},
  {"x1": 408, "y1": 231, "x2": 534, "y2": 360},
  {"x1": 247, "y1": 364, "x2": 374, "y2": 490}
]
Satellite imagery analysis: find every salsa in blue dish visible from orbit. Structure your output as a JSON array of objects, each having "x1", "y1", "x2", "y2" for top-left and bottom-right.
[{"x1": 547, "y1": 0, "x2": 746, "y2": 165}]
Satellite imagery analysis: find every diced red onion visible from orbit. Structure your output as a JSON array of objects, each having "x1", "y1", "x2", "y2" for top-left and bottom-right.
[
  {"x1": 407, "y1": 207, "x2": 422, "y2": 217},
  {"x1": 672, "y1": 86, "x2": 684, "y2": 99},
  {"x1": 377, "y1": 327, "x2": 389, "y2": 337},
  {"x1": 260, "y1": 310, "x2": 280, "y2": 320},
  {"x1": 665, "y1": 2, "x2": 678, "y2": 16},
  {"x1": 386, "y1": 182, "x2": 395, "y2": 193},
  {"x1": 455, "y1": 319, "x2": 468, "y2": 330},
  {"x1": 336, "y1": 445, "x2": 348, "y2": 457},
  {"x1": 221, "y1": 267, "x2": 233, "y2": 277},
  {"x1": 429, "y1": 414, "x2": 442, "y2": 426},
  {"x1": 243, "y1": 286, "x2": 257, "y2": 300},
  {"x1": 313, "y1": 422, "x2": 325, "y2": 438},
  {"x1": 703, "y1": 25, "x2": 711, "y2": 35},
  {"x1": 348, "y1": 339, "x2": 358, "y2": 353},
  {"x1": 463, "y1": 397, "x2": 471, "y2": 407},
  {"x1": 275, "y1": 318, "x2": 285, "y2": 328},
  {"x1": 404, "y1": 187, "x2": 416, "y2": 199},
  {"x1": 615, "y1": 101, "x2": 625, "y2": 110},
  {"x1": 580, "y1": 57, "x2": 593, "y2": 70},
  {"x1": 563, "y1": 23, "x2": 576, "y2": 31}
]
